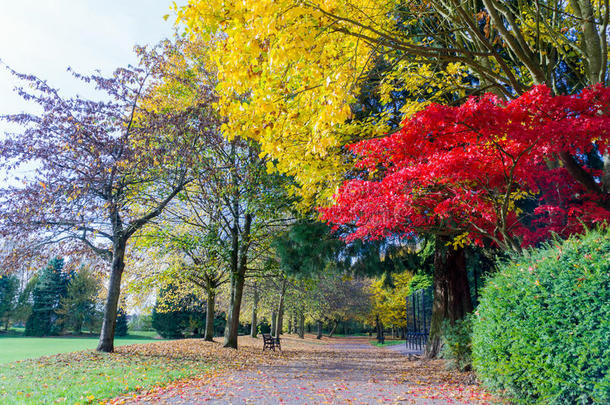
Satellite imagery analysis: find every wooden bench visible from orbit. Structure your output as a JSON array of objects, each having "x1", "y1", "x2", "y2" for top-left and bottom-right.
[{"x1": 262, "y1": 333, "x2": 281, "y2": 351}]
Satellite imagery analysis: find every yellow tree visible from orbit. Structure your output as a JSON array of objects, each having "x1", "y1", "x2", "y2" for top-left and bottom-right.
[
  {"x1": 173, "y1": 0, "x2": 469, "y2": 205},
  {"x1": 368, "y1": 270, "x2": 412, "y2": 338}
]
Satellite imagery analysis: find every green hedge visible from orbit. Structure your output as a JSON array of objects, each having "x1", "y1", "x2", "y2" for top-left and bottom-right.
[{"x1": 472, "y1": 229, "x2": 610, "y2": 404}]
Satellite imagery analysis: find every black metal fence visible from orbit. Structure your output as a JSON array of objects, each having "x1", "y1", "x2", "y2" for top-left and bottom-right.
[{"x1": 405, "y1": 287, "x2": 433, "y2": 352}]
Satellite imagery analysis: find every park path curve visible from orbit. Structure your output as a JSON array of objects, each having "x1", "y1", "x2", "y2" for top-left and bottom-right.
[{"x1": 119, "y1": 337, "x2": 494, "y2": 405}]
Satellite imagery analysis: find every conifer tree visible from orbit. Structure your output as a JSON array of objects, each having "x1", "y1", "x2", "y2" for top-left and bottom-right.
[
  {"x1": 25, "y1": 258, "x2": 71, "y2": 336},
  {"x1": 0, "y1": 274, "x2": 18, "y2": 331},
  {"x1": 115, "y1": 304, "x2": 129, "y2": 337}
]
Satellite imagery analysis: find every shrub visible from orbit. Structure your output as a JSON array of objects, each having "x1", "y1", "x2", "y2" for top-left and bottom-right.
[
  {"x1": 441, "y1": 315, "x2": 473, "y2": 371},
  {"x1": 472, "y1": 229, "x2": 610, "y2": 404}
]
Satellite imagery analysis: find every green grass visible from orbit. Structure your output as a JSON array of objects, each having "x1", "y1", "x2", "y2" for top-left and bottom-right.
[
  {"x1": 127, "y1": 330, "x2": 158, "y2": 338},
  {"x1": 0, "y1": 349, "x2": 214, "y2": 404},
  {"x1": 369, "y1": 339, "x2": 406, "y2": 347},
  {"x1": 329, "y1": 332, "x2": 370, "y2": 337},
  {"x1": 0, "y1": 333, "x2": 160, "y2": 364}
]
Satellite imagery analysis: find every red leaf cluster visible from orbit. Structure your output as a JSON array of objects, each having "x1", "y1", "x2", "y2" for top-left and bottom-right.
[{"x1": 321, "y1": 85, "x2": 610, "y2": 248}]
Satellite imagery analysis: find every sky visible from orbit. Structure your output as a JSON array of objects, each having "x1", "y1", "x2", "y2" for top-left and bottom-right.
[{"x1": 0, "y1": 0, "x2": 180, "y2": 119}]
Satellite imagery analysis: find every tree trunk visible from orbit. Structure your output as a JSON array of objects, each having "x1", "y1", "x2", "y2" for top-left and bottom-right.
[
  {"x1": 375, "y1": 315, "x2": 381, "y2": 340},
  {"x1": 274, "y1": 278, "x2": 287, "y2": 337},
  {"x1": 223, "y1": 208, "x2": 252, "y2": 349},
  {"x1": 316, "y1": 320, "x2": 322, "y2": 339},
  {"x1": 327, "y1": 320, "x2": 338, "y2": 337},
  {"x1": 204, "y1": 290, "x2": 215, "y2": 341},
  {"x1": 426, "y1": 237, "x2": 473, "y2": 358},
  {"x1": 298, "y1": 312, "x2": 305, "y2": 338},
  {"x1": 288, "y1": 317, "x2": 292, "y2": 335},
  {"x1": 223, "y1": 145, "x2": 252, "y2": 350},
  {"x1": 250, "y1": 282, "x2": 258, "y2": 338},
  {"x1": 97, "y1": 238, "x2": 126, "y2": 352},
  {"x1": 276, "y1": 309, "x2": 284, "y2": 336},
  {"x1": 271, "y1": 310, "x2": 277, "y2": 336},
  {"x1": 223, "y1": 271, "x2": 245, "y2": 348}
]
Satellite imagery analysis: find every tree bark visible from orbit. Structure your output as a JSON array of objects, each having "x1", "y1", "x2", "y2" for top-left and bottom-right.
[
  {"x1": 96, "y1": 238, "x2": 126, "y2": 352},
  {"x1": 327, "y1": 319, "x2": 338, "y2": 337},
  {"x1": 298, "y1": 312, "x2": 305, "y2": 338},
  {"x1": 375, "y1": 314, "x2": 381, "y2": 340},
  {"x1": 316, "y1": 320, "x2": 322, "y2": 339},
  {"x1": 223, "y1": 196, "x2": 252, "y2": 349},
  {"x1": 426, "y1": 237, "x2": 473, "y2": 358},
  {"x1": 204, "y1": 290, "x2": 215, "y2": 341},
  {"x1": 375, "y1": 315, "x2": 381, "y2": 340},
  {"x1": 223, "y1": 271, "x2": 245, "y2": 348},
  {"x1": 250, "y1": 282, "x2": 258, "y2": 338},
  {"x1": 271, "y1": 310, "x2": 277, "y2": 337},
  {"x1": 274, "y1": 278, "x2": 287, "y2": 337}
]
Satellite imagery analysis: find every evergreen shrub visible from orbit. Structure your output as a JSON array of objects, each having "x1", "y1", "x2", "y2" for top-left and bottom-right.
[{"x1": 472, "y1": 230, "x2": 610, "y2": 404}]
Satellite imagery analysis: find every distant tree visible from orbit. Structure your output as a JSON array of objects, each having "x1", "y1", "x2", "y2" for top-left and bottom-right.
[
  {"x1": 128, "y1": 314, "x2": 153, "y2": 331},
  {"x1": 151, "y1": 284, "x2": 207, "y2": 339},
  {"x1": 0, "y1": 274, "x2": 18, "y2": 330},
  {"x1": 273, "y1": 220, "x2": 342, "y2": 278},
  {"x1": 57, "y1": 266, "x2": 101, "y2": 334},
  {"x1": 367, "y1": 270, "x2": 413, "y2": 339},
  {"x1": 115, "y1": 304, "x2": 129, "y2": 337},
  {"x1": 12, "y1": 276, "x2": 36, "y2": 326},
  {"x1": 25, "y1": 258, "x2": 71, "y2": 336}
]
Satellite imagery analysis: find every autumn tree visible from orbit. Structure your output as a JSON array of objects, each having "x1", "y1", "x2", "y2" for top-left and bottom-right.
[
  {"x1": 322, "y1": 84, "x2": 610, "y2": 355},
  {"x1": 0, "y1": 53, "x2": 218, "y2": 351},
  {"x1": 368, "y1": 270, "x2": 413, "y2": 339}
]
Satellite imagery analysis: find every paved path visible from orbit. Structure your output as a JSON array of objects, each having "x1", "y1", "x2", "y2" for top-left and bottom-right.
[{"x1": 122, "y1": 338, "x2": 492, "y2": 405}]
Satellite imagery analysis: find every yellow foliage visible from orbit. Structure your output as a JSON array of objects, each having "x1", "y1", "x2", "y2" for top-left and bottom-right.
[
  {"x1": 174, "y1": 0, "x2": 471, "y2": 207},
  {"x1": 367, "y1": 270, "x2": 412, "y2": 327}
]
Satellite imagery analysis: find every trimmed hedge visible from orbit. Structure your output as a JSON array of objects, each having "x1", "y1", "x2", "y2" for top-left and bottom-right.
[{"x1": 472, "y1": 229, "x2": 610, "y2": 404}]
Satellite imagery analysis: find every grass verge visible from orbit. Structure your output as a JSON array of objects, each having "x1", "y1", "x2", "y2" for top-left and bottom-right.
[
  {"x1": 0, "y1": 350, "x2": 213, "y2": 404},
  {"x1": 369, "y1": 339, "x2": 406, "y2": 347},
  {"x1": 0, "y1": 335, "x2": 161, "y2": 364}
]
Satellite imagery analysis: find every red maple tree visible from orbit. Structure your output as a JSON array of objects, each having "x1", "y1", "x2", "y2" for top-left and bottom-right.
[
  {"x1": 322, "y1": 84, "x2": 610, "y2": 251},
  {"x1": 321, "y1": 85, "x2": 610, "y2": 356}
]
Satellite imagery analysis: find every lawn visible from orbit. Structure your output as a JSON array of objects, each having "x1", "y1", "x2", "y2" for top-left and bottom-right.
[
  {"x1": 369, "y1": 339, "x2": 406, "y2": 347},
  {"x1": 0, "y1": 336, "x2": 297, "y2": 404},
  {"x1": 0, "y1": 350, "x2": 214, "y2": 404},
  {"x1": 0, "y1": 333, "x2": 161, "y2": 364}
]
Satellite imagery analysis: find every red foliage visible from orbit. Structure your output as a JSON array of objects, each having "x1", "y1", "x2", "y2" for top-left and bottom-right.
[{"x1": 321, "y1": 85, "x2": 610, "y2": 249}]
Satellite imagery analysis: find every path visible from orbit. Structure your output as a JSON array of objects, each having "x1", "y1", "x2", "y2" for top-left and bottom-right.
[{"x1": 118, "y1": 337, "x2": 493, "y2": 405}]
